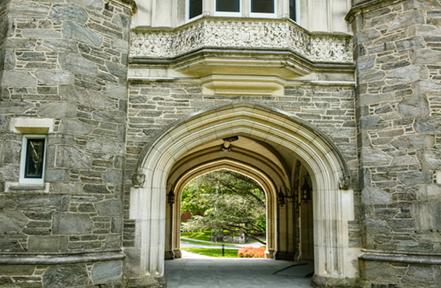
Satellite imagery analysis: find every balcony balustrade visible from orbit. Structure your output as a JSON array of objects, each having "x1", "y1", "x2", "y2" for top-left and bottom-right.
[
  {"x1": 129, "y1": 17, "x2": 354, "y2": 96},
  {"x1": 130, "y1": 17, "x2": 353, "y2": 64}
]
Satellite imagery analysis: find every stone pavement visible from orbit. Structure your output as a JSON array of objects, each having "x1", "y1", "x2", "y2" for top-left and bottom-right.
[{"x1": 165, "y1": 258, "x2": 313, "y2": 287}]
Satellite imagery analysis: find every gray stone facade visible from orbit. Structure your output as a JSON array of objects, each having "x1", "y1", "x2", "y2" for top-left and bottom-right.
[
  {"x1": 0, "y1": 0, "x2": 9, "y2": 87},
  {"x1": 0, "y1": 0, "x2": 132, "y2": 286},
  {"x1": 0, "y1": 0, "x2": 440, "y2": 287}
]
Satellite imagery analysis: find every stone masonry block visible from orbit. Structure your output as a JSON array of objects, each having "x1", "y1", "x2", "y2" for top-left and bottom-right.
[{"x1": 52, "y1": 213, "x2": 93, "y2": 235}]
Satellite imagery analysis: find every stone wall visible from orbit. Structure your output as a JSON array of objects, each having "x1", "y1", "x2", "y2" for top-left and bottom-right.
[
  {"x1": 349, "y1": 0, "x2": 441, "y2": 286},
  {"x1": 360, "y1": 260, "x2": 441, "y2": 288},
  {"x1": 0, "y1": 0, "x2": 132, "y2": 286},
  {"x1": 123, "y1": 80, "x2": 361, "y2": 249},
  {"x1": 0, "y1": 260, "x2": 124, "y2": 287},
  {"x1": 0, "y1": 0, "x2": 10, "y2": 86}
]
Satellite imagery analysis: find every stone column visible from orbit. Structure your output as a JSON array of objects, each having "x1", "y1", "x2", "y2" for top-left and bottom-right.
[{"x1": 349, "y1": 0, "x2": 441, "y2": 286}]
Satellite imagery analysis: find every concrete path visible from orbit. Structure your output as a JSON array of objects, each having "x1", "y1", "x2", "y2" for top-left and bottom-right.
[
  {"x1": 165, "y1": 258, "x2": 313, "y2": 288},
  {"x1": 181, "y1": 238, "x2": 263, "y2": 250},
  {"x1": 180, "y1": 250, "x2": 213, "y2": 259}
]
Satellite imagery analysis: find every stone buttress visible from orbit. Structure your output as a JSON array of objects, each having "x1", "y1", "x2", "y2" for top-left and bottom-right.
[{"x1": 348, "y1": 0, "x2": 441, "y2": 287}]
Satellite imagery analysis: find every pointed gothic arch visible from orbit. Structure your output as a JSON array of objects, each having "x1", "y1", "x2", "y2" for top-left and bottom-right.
[
  {"x1": 128, "y1": 103, "x2": 358, "y2": 283},
  {"x1": 167, "y1": 159, "x2": 280, "y2": 259}
]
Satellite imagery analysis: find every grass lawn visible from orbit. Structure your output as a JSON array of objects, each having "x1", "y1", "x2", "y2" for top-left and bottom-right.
[
  {"x1": 181, "y1": 231, "x2": 212, "y2": 241},
  {"x1": 181, "y1": 237, "x2": 237, "y2": 247},
  {"x1": 182, "y1": 247, "x2": 238, "y2": 258}
]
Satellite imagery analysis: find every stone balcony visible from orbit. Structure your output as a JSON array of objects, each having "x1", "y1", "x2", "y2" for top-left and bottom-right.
[{"x1": 129, "y1": 17, "x2": 354, "y2": 95}]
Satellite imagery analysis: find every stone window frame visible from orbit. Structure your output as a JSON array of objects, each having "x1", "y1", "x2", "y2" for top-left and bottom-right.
[
  {"x1": 6, "y1": 117, "x2": 54, "y2": 191},
  {"x1": 19, "y1": 134, "x2": 48, "y2": 185}
]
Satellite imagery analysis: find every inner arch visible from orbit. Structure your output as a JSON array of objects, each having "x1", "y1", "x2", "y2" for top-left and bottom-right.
[{"x1": 167, "y1": 159, "x2": 279, "y2": 259}]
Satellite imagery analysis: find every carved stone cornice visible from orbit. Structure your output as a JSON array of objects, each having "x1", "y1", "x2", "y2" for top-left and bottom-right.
[{"x1": 130, "y1": 17, "x2": 353, "y2": 64}]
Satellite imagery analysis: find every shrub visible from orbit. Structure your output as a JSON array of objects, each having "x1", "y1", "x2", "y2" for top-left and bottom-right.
[{"x1": 237, "y1": 247, "x2": 266, "y2": 258}]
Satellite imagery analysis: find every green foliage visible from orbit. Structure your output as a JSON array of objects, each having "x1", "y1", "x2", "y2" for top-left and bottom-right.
[
  {"x1": 181, "y1": 170, "x2": 266, "y2": 243},
  {"x1": 181, "y1": 237, "x2": 237, "y2": 247}
]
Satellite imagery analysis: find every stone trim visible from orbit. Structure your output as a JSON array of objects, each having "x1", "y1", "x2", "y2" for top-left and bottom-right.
[
  {"x1": 136, "y1": 103, "x2": 352, "y2": 181},
  {"x1": 345, "y1": 0, "x2": 405, "y2": 22},
  {"x1": 360, "y1": 251, "x2": 441, "y2": 265},
  {"x1": 130, "y1": 48, "x2": 355, "y2": 74},
  {"x1": 0, "y1": 252, "x2": 125, "y2": 265},
  {"x1": 9, "y1": 117, "x2": 55, "y2": 134},
  {"x1": 4, "y1": 182, "x2": 50, "y2": 193}
]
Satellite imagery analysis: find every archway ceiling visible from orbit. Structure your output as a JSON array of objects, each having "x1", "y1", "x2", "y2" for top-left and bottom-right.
[
  {"x1": 168, "y1": 136, "x2": 299, "y2": 191},
  {"x1": 184, "y1": 136, "x2": 284, "y2": 164}
]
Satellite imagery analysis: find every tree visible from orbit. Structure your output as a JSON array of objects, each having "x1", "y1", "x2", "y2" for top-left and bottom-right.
[{"x1": 181, "y1": 170, "x2": 266, "y2": 244}]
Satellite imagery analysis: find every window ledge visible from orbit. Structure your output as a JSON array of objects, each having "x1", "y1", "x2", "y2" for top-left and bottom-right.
[{"x1": 5, "y1": 182, "x2": 49, "y2": 193}]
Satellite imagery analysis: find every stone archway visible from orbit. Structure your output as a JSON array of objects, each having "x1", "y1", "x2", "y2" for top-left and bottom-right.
[
  {"x1": 167, "y1": 160, "x2": 280, "y2": 259},
  {"x1": 128, "y1": 104, "x2": 358, "y2": 284}
]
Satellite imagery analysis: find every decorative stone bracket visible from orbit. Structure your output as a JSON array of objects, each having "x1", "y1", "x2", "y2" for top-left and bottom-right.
[
  {"x1": 132, "y1": 173, "x2": 145, "y2": 188},
  {"x1": 339, "y1": 174, "x2": 351, "y2": 190}
]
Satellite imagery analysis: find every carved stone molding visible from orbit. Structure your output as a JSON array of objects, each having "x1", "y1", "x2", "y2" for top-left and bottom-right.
[
  {"x1": 130, "y1": 17, "x2": 353, "y2": 64},
  {"x1": 339, "y1": 174, "x2": 351, "y2": 190},
  {"x1": 132, "y1": 173, "x2": 145, "y2": 188}
]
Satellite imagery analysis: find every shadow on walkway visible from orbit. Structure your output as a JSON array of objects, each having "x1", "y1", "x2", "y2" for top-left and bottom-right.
[{"x1": 165, "y1": 257, "x2": 313, "y2": 288}]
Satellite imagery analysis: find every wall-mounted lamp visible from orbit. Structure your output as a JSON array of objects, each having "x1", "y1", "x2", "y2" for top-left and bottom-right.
[
  {"x1": 167, "y1": 190, "x2": 175, "y2": 205},
  {"x1": 302, "y1": 180, "x2": 311, "y2": 201},
  {"x1": 221, "y1": 135, "x2": 239, "y2": 152},
  {"x1": 277, "y1": 189, "x2": 285, "y2": 206}
]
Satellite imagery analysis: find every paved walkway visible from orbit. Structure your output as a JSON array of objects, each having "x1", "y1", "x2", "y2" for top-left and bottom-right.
[
  {"x1": 180, "y1": 250, "x2": 213, "y2": 259},
  {"x1": 165, "y1": 258, "x2": 313, "y2": 288},
  {"x1": 181, "y1": 238, "x2": 263, "y2": 250}
]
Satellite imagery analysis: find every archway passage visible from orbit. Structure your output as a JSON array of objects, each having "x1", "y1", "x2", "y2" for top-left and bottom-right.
[
  {"x1": 165, "y1": 135, "x2": 288, "y2": 261},
  {"x1": 128, "y1": 104, "x2": 358, "y2": 284},
  {"x1": 176, "y1": 170, "x2": 267, "y2": 259},
  {"x1": 165, "y1": 258, "x2": 313, "y2": 288}
]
